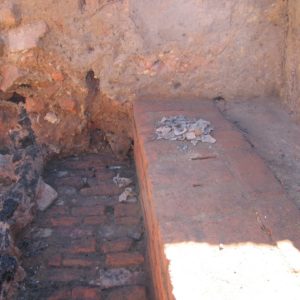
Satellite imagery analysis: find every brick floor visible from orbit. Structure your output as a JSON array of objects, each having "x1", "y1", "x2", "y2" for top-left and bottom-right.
[
  {"x1": 16, "y1": 152, "x2": 149, "y2": 300},
  {"x1": 134, "y1": 99, "x2": 300, "y2": 300}
]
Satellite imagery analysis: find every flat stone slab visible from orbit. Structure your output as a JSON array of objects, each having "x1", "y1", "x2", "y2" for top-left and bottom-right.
[{"x1": 133, "y1": 99, "x2": 300, "y2": 300}]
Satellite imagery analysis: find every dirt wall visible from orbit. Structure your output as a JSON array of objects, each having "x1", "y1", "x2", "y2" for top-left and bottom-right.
[
  {"x1": 0, "y1": 0, "x2": 288, "y2": 155},
  {"x1": 17, "y1": 0, "x2": 286, "y2": 100}
]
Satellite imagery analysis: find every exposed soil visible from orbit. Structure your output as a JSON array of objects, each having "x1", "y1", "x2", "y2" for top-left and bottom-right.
[{"x1": 16, "y1": 151, "x2": 150, "y2": 300}]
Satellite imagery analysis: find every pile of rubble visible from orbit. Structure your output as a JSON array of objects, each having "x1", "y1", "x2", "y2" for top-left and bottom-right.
[{"x1": 155, "y1": 116, "x2": 216, "y2": 145}]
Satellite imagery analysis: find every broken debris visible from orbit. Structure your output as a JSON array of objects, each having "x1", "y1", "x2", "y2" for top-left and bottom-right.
[
  {"x1": 118, "y1": 187, "x2": 138, "y2": 203},
  {"x1": 155, "y1": 116, "x2": 216, "y2": 145},
  {"x1": 113, "y1": 174, "x2": 133, "y2": 188},
  {"x1": 113, "y1": 174, "x2": 137, "y2": 203}
]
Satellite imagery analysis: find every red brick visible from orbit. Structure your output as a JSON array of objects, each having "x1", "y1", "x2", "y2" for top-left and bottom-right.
[
  {"x1": 71, "y1": 205, "x2": 105, "y2": 216},
  {"x1": 114, "y1": 203, "x2": 140, "y2": 218},
  {"x1": 47, "y1": 269, "x2": 82, "y2": 282},
  {"x1": 69, "y1": 239, "x2": 96, "y2": 254},
  {"x1": 72, "y1": 287, "x2": 101, "y2": 300},
  {"x1": 55, "y1": 176, "x2": 82, "y2": 187},
  {"x1": 51, "y1": 217, "x2": 78, "y2": 226},
  {"x1": 48, "y1": 254, "x2": 62, "y2": 267},
  {"x1": 115, "y1": 216, "x2": 141, "y2": 225},
  {"x1": 48, "y1": 289, "x2": 71, "y2": 300},
  {"x1": 74, "y1": 197, "x2": 112, "y2": 207},
  {"x1": 106, "y1": 286, "x2": 147, "y2": 300},
  {"x1": 80, "y1": 183, "x2": 120, "y2": 197},
  {"x1": 62, "y1": 258, "x2": 94, "y2": 267},
  {"x1": 100, "y1": 238, "x2": 132, "y2": 254},
  {"x1": 84, "y1": 216, "x2": 107, "y2": 225},
  {"x1": 106, "y1": 252, "x2": 144, "y2": 268},
  {"x1": 96, "y1": 170, "x2": 114, "y2": 180}
]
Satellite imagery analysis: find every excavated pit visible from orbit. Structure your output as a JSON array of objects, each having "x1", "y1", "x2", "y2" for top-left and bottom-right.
[{"x1": 1, "y1": 1, "x2": 300, "y2": 299}]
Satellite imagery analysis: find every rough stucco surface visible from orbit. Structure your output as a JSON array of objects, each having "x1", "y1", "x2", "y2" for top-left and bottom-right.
[
  {"x1": 0, "y1": 0, "x2": 288, "y2": 155},
  {"x1": 284, "y1": 0, "x2": 300, "y2": 116}
]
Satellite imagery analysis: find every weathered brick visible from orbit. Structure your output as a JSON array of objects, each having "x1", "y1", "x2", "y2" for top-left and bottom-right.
[
  {"x1": 114, "y1": 203, "x2": 140, "y2": 218},
  {"x1": 80, "y1": 183, "x2": 120, "y2": 197},
  {"x1": 55, "y1": 176, "x2": 82, "y2": 187},
  {"x1": 71, "y1": 287, "x2": 101, "y2": 300},
  {"x1": 106, "y1": 286, "x2": 147, "y2": 300},
  {"x1": 106, "y1": 252, "x2": 144, "y2": 268},
  {"x1": 51, "y1": 217, "x2": 78, "y2": 226},
  {"x1": 47, "y1": 269, "x2": 82, "y2": 282},
  {"x1": 96, "y1": 170, "x2": 114, "y2": 180},
  {"x1": 71, "y1": 205, "x2": 105, "y2": 217},
  {"x1": 61, "y1": 160, "x2": 105, "y2": 170},
  {"x1": 97, "y1": 268, "x2": 146, "y2": 289},
  {"x1": 48, "y1": 289, "x2": 71, "y2": 300},
  {"x1": 115, "y1": 216, "x2": 141, "y2": 225},
  {"x1": 48, "y1": 255, "x2": 62, "y2": 267},
  {"x1": 62, "y1": 258, "x2": 94, "y2": 267},
  {"x1": 84, "y1": 216, "x2": 107, "y2": 225},
  {"x1": 69, "y1": 238, "x2": 96, "y2": 254},
  {"x1": 100, "y1": 238, "x2": 132, "y2": 254},
  {"x1": 47, "y1": 206, "x2": 68, "y2": 217}
]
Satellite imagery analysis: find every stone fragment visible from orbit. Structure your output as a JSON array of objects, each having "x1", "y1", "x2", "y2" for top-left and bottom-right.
[
  {"x1": 201, "y1": 134, "x2": 216, "y2": 144},
  {"x1": 34, "y1": 228, "x2": 53, "y2": 238},
  {"x1": 57, "y1": 170, "x2": 68, "y2": 178},
  {"x1": 36, "y1": 178, "x2": 58, "y2": 211},
  {"x1": 186, "y1": 131, "x2": 196, "y2": 140},
  {"x1": 0, "y1": 64, "x2": 21, "y2": 92},
  {"x1": 113, "y1": 173, "x2": 133, "y2": 188},
  {"x1": 118, "y1": 187, "x2": 137, "y2": 203},
  {"x1": 7, "y1": 21, "x2": 48, "y2": 52},
  {"x1": 44, "y1": 112, "x2": 60, "y2": 124}
]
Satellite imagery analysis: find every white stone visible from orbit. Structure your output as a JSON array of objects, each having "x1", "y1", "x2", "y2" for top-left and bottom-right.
[
  {"x1": 36, "y1": 178, "x2": 57, "y2": 211},
  {"x1": 44, "y1": 112, "x2": 60, "y2": 124},
  {"x1": 7, "y1": 21, "x2": 48, "y2": 52}
]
